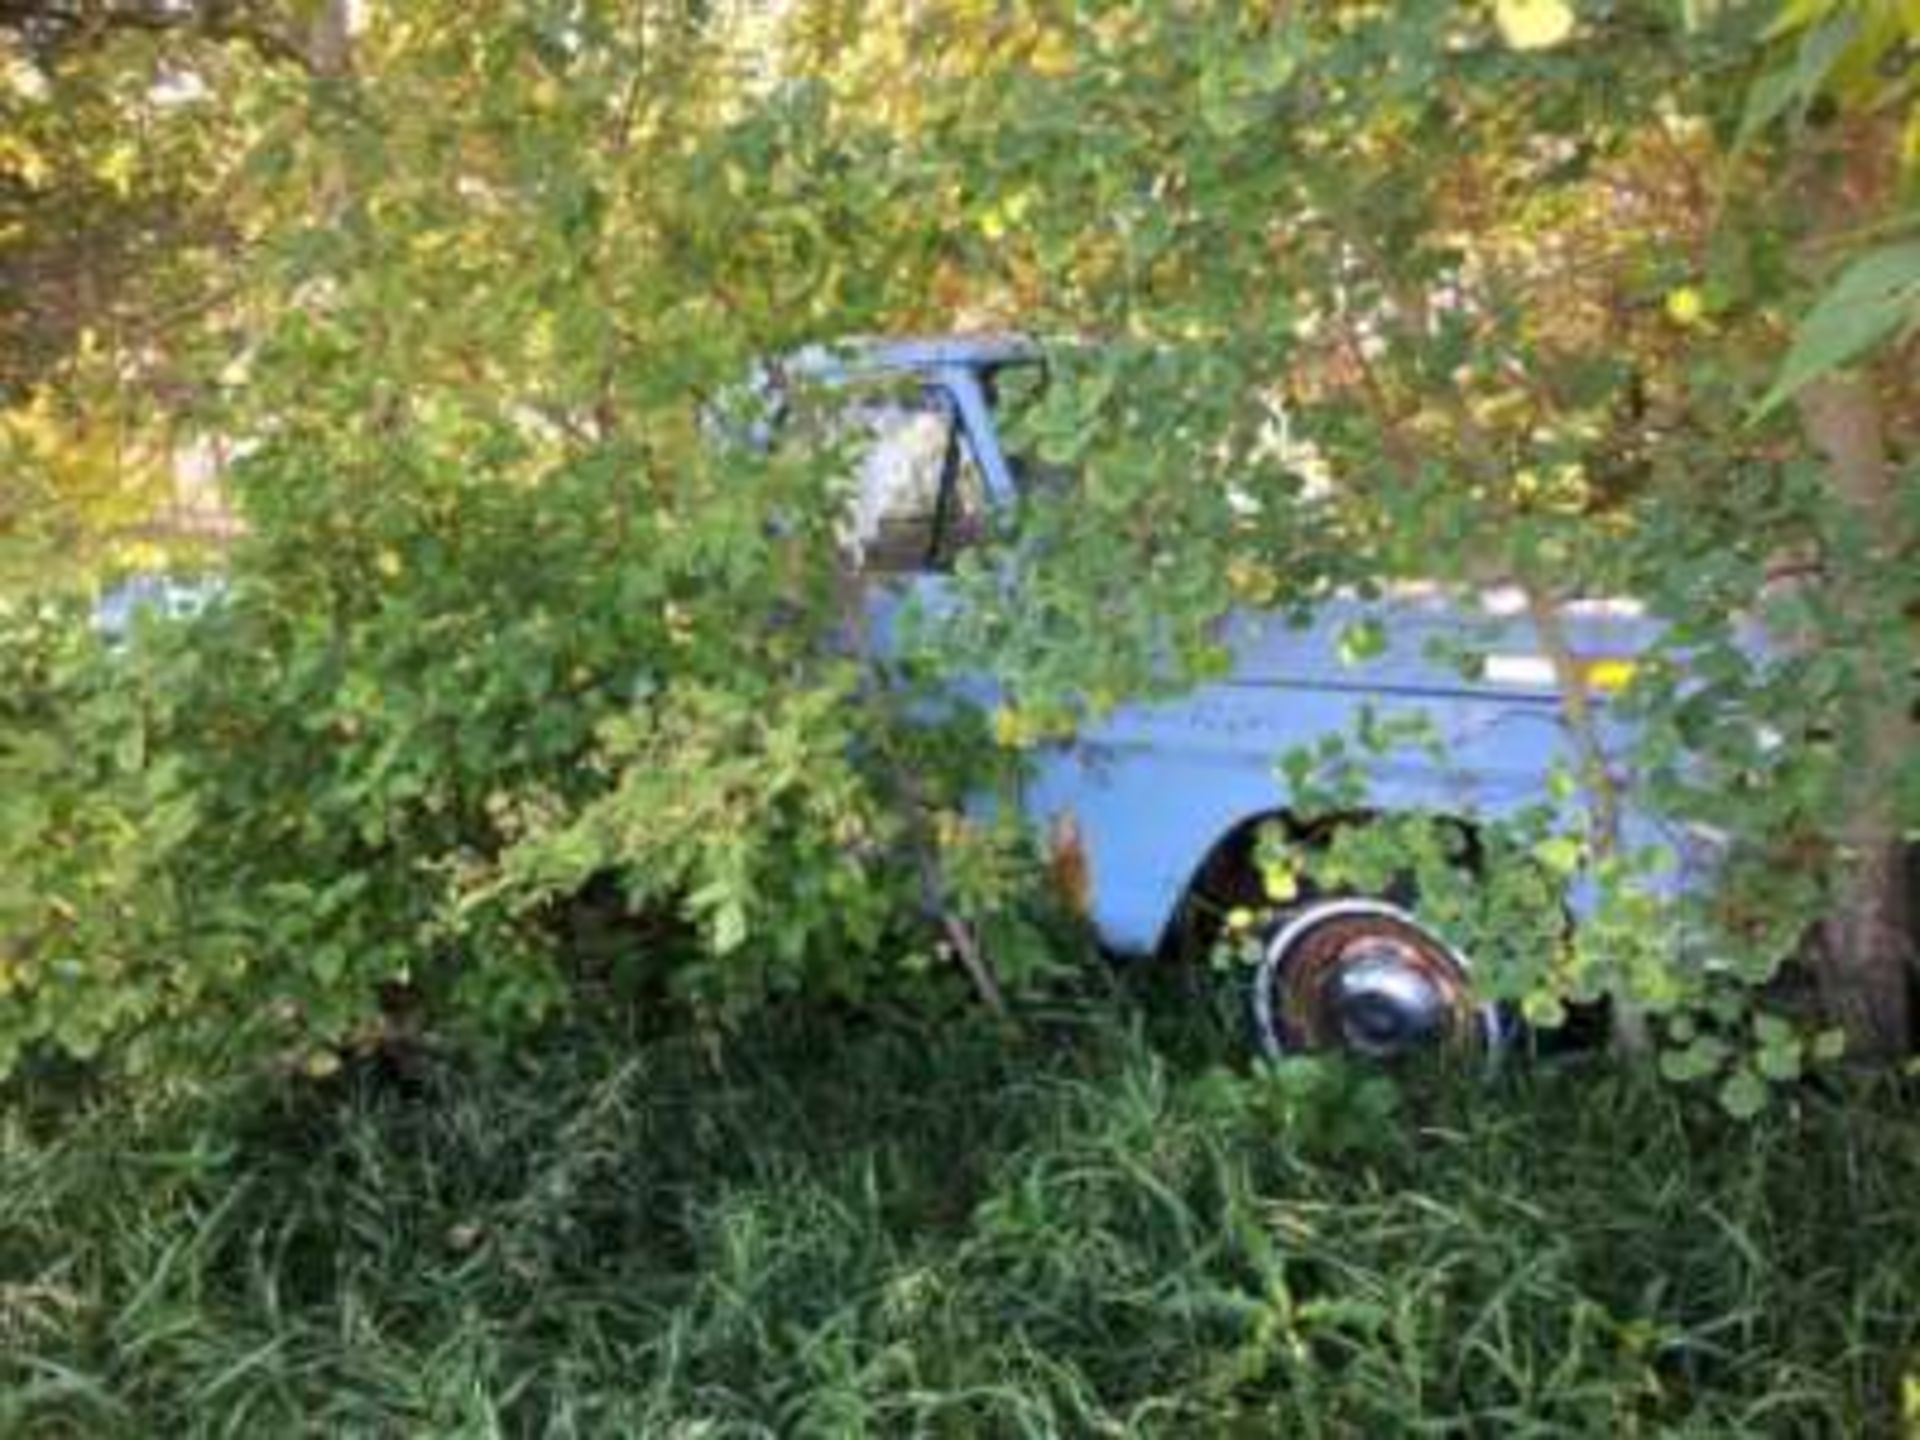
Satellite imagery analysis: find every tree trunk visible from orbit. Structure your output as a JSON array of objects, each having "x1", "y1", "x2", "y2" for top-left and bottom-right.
[
  {"x1": 1796, "y1": 371, "x2": 1914, "y2": 1058},
  {"x1": 309, "y1": 0, "x2": 354, "y2": 78},
  {"x1": 1780, "y1": 106, "x2": 1916, "y2": 1059}
]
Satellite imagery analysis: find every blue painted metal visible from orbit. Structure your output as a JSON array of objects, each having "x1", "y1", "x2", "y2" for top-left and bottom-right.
[
  {"x1": 817, "y1": 335, "x2": 1682, "y2": 958},
  {"x1": 939, "y1": 366, "x2": 1021, "y2": 507},
  {"x1": 92, "y1": 573, "x2": 225, "y2": 645},
  {"x1": 783, "y1": 333, "x2": 1044, "y2": 385}
]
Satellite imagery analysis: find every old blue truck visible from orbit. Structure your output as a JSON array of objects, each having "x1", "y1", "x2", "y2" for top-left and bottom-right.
[{"x1": 787, "y1": 333, "x2": 1687, "y2": 1059}]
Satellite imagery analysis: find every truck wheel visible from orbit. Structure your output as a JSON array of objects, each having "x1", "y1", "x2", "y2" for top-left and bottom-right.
[{"x1": 1250, "y1": 897, "x2": 1504, "y2": 1060}]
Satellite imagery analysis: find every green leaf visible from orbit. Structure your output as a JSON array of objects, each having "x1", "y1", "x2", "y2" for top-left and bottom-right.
[
  {"x1": 1811, "y1": 1027, "x2": 1848, "y2": 1063},
  {"x1": 1753, "y1": 1012, "x2": 1794, "y2": 1047},
  {"x1": 1718, "y1": 1066, "x2": 1769, "y2": 1120},
  {"x1": 1660, "y1": 1032, "x2": 1730, "y2": 1083},
  {"x1": 1755, "y1": 1038, "x2": 1802, "y2": 1083},
  {"x1": 1523, "y1": 991, "x2": 1567, "y2": 1028},
  {"x1": 1531, "y1": 833, "x2": 1585, "y2": 878},
  {"x1": 1336, "y1": 618, "x2": 1388, "y2": 667},
  {"x1": 1734, "y1": 13, "x2": 1857, "y2": 153},
  {"x1": 1754, "y1": 240, "x2": 1920, "y2": 416},
  {"x1": 711, "y1": 899, "x2": 749, "y2": 955}
]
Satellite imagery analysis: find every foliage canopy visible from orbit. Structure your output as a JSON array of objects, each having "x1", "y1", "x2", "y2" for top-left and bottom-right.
[{"x1": 0, "y1": 0, "x2": 1914, "y2": 1088}]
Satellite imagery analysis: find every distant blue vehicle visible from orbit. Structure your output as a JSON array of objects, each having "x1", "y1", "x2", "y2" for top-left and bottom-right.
[
  {"x1": 91, "y1": 573, "x2": 224, "y2": 645},
  {"x1": 795, "y1": 335, "x2": 1691, "y2": 1059}
]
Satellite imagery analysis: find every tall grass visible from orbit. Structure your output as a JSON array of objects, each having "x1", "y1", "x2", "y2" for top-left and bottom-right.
[{"x1": 3, "y1": 1006, "x2": 1918, "y2": 1436}]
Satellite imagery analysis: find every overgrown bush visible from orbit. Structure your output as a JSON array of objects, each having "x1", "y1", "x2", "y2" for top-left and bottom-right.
[
  {"x1": 0, "y1": 599, "x2": 200, "y2": 1077},
  {"x1": 0, "y1": 10, "x2": 1047, "y2": 1087},
  {"x1": 0, "y1": 407, "x2": 1047, "y2": 1084}
]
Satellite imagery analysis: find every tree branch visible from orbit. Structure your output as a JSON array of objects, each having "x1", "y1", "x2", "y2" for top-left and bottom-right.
[{"x1": 0, "y1": 1, "x2": 316, "y2": 74}]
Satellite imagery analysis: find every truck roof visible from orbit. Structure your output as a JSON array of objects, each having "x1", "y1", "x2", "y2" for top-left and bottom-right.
[{"x1": 781, "y1": 333, "x2": 1043, "y2": 384}]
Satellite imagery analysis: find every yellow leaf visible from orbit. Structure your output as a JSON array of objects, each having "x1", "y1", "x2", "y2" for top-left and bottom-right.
[
  {"x1": 1260, "y1": 864, "x2": 1299, "y2": 904},
  {"x1": 1029, "y1": 31, "x2": 1075, "y2": 77},
  {"x1": 98, "y1": 142, "x2": 139, "y2": 197},
  {"x1": 0, "y1": 134, "x2": 49, "y2": 187},
  {"x1": 978, "y1": 188, "x2": 1034, "y2": 242},
  {"x1": 1495, "y1": 0, "x2": 1577, "y2": 50},
  {"x1": 1665, "y1": 285, "x2": 1706, "y2": 325},
  {"x1": 1227, "y1": 556, "x2": 1278, "y2": 604}
]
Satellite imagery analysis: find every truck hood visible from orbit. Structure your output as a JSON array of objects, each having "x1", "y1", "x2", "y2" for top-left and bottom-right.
[{"x1": 1219, "y1": 588, "x2": 1667, "y2": 703}]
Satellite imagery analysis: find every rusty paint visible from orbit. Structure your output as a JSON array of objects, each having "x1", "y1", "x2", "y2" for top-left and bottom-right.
[{"x1": 1047, "y1": 809, "x2": 1092, "y2": 917}]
